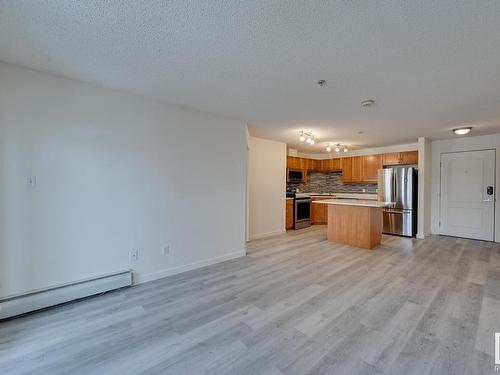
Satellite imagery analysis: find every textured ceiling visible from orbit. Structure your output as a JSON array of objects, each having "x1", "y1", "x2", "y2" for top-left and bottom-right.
[{"x1": 1, "y1": 1, "x2": 500, "y2": 151}]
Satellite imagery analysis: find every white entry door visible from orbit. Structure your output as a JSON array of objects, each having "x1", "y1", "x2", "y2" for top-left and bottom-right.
[{"x1": 440, "y1": 150, "x2": 495, "y2": 241}]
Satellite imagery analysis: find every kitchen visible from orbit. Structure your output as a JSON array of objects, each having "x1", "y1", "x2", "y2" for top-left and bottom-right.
[{"x1": 285, "y1": 150, "x2": 418, "y2": 247}]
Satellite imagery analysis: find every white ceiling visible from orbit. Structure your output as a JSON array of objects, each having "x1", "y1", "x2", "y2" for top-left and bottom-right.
[{"x1": 1, "y1": 1, "x2": 500, "y2": 151}]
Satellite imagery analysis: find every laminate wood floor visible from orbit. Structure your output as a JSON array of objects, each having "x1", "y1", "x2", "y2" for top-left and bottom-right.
[{"x1": 1, "y1": 226, "x2": 500, "y2": 374}]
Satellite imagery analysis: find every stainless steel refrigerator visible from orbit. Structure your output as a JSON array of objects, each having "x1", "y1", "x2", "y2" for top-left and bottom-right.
[{"x1": 378, "y1": 166, "x2": 418, "y2": 237}]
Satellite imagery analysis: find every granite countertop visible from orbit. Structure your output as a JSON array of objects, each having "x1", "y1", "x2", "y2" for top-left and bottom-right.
[{"x1": 313, "y1": 199, "x2": 392, "y2": 208}]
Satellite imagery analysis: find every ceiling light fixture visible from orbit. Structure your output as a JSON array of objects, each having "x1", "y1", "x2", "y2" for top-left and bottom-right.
[
  {"x1": 361, "y1": 99, "x2": 375, "y2": 108},
  {"x1": 299, "y1": 130, "x2": 315, "y2": 145},
  {"x1": 453, "y1": 127, "x2": 472, "y2": 135},
  {"x1": 331, "y1": 143, "x2": 348, "y2": 153},
  {"x1": 326, "y1": 144, "x2": 332, "y2": 152}
]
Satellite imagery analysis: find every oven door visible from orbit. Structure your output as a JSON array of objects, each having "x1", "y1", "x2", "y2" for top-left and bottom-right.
[{"x1": 294, "y1": 199, "x2": 311, "y2": 229}]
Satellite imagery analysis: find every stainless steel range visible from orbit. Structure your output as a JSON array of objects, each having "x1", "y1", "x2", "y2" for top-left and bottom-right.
[{"x1": 294, "y1": 196, "x2": 311, "y2": 229}]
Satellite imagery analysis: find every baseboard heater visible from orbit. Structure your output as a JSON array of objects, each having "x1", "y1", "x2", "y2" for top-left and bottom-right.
[{"x1": 0, "y1": 270, "x2": 132, "y2": 320}]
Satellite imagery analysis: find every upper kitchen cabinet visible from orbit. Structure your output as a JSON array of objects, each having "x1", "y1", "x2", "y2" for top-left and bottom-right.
[
  {"x1": 351, "y1": 156, "x2": 363, "y2": 182},
  {"x1": 383, "y1": 151, "x2": 418, "y2": 166},
  {"x1": 303, "y1": 158, "x2": 314, "y2": 171},
  {"x1": 287, "y1": 156, "x2": 315, "y2": 171},
  {"x1": 321, "y1": 158, "x2": 342, "y2": 172},
  {"x1": 361, "y1": 154, "x2": 383, "y2": 183},
  {"x1": 287, "y1": 156, "x2": 299, "y2": 169},
  {"x1": 382, "y1": 152, "x2": 401, "y2": 166},
  {"x1": 342, "y1": 157, "x2": 353, "y2": 183},
  {"x1": 287, "y1": 156, "x2": 306, "y2": 170},
  {"x1": 287, "y1": 156, "x2": 343, "y2": 172},
  {"x1": 287, "y1": 151, "x2": 417, "y2": 182},
  {"x1": 312, "y1": 159, "x2": 322, "y2": 171},
  {"x1": 402, "y1": 151, "x2": 418, "y2": 164},
  {"x1": 342, "y1": 155, "x2": 381, "y2": 183}
]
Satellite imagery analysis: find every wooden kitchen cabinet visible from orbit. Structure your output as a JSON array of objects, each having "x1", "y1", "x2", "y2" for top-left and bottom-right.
[
  {"x1": 342, "y1": 157, "x2": 353, "y2": 183},
  {"x1": 383, "y1": 151, "x2": 418, "y2": 166},
  {"x1": 321, "y1": 158, "x2": 342, "y2": 172},
  {"x1": 362, "y1": 154, "x2": 383, "y2": 183},
  {"x1": 312, "y1": 159, "x2": 322, "y2": 171},
  {"x1": 286, "y1": 199, "x2": 294, "y2": 230},
  {"x1": 343, "y1": 156, "x2": 365, "y2": 183},
  {"x1": 287, "y1": 156, "x2": 317, "y2": 172},
  {"x1": 342, "y1": 155, "x2": 381, "y2": 183},
  {"x1": 297, "y1": 157, "x2": 306, "y2": 170},
  {"x1": 332, "y1": 158, "x2": 342, "y2": 171},
  {"x1": 382, "y1": 152, "x2": 401, "y2": 166},
  {"x1": 286, "y1": 156, "x2": 343, "y2": 172},
  {"x1": 402, "y1": 151, "x2": 418, "y2": 164},
  {"x1": 287, "y1": 156, "x2": 299, "y2": 169},
  {"x1": 304, "y1": 158, "x2": 315, "y2": 171},
  {"x1": 287, "y1": 151, "x2": 417, "y2": 184},
  {"x1": 311, "y1": 197, "x2": 330, "y2": 224},
  {"x1": 351, "y1": 156, "x2": 363, "y2": 182}
]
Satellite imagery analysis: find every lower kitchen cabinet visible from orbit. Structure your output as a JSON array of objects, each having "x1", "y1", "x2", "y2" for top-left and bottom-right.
[
  {"x1": 311, "y1": 197, "x2": 331, "y2": 224},
  {"x1": 286, "y1": 199, "x2": 294, "y2": 230}
]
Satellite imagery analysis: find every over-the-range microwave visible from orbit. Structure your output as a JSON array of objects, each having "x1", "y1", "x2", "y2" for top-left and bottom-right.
[{"x1": 287, "y1": 168, "x2": 305, "y2": 183}]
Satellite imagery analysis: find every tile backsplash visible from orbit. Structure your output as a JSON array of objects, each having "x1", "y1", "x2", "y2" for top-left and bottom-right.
[{"x1": 287, "y1": 172, "x2": 377, "y2": 193}]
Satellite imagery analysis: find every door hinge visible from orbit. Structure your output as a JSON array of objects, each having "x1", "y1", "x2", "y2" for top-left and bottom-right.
[{"x1": 439, "y1": 221, "x2": 441, "y2": 227}]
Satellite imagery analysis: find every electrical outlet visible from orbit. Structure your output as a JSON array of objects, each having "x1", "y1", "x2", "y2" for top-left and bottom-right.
[
  {"x1": 162, "y1": 245, "x2": 170, "y2": 255},
  {"x1": 129, "y1": 250, "x2": 139, "y2": 262},
  {"x1": 27, "y1": 176, "x2": 37, "y2": 188}
]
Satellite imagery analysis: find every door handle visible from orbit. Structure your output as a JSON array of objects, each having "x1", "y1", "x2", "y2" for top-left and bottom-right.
[{"x1": 483, "y1": 199, "x2": 493, "y2": 202}]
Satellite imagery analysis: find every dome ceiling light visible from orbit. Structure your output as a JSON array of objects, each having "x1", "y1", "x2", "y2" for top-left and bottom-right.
[{"x1": 453, "y1": 127, "x2": 472, "y2": 135}]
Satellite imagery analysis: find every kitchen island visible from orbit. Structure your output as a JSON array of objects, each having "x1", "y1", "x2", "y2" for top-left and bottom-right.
[{"x1": 313, "y1": 199, "x2": 392, "y2": 249}]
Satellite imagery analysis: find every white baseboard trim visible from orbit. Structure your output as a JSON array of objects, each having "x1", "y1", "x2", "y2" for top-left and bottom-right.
[
  {"x1": 134, "y1": 250, "x2": 246, "y2": 284},
  {"x1": 249, "y1": 229, "x2": 286, "y2": 241}
]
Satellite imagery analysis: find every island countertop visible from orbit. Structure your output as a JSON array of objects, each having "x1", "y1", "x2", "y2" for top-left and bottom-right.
[{"x1": 313, "y1": 199, "x2": 393, "y2": 208}]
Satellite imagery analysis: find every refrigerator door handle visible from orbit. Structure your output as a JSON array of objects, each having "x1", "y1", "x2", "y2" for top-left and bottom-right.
[{"x1": 383, "y1": 209, "x2": 412, "y2": 214}]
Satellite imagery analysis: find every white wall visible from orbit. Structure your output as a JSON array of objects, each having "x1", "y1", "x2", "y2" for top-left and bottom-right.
[
  {"x1": 0, "y1": 62, "x2": 247, "y2": 298},
  {"x1": 431, "y1": 133, "x2": 500, "y2": 242},
  {"x1": 248, "y1": 136, "x2": 286, "y2": 240}
]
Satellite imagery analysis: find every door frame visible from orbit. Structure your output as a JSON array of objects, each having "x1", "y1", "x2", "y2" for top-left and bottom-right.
[{"x1": 438, "y1": 148, "x2": 496, "y2": 241}]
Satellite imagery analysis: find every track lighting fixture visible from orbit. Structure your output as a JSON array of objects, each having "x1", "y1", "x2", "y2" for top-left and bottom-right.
[
  {"x1": 299, "y1": 131, "x2": 315, "y2": 145},
  {"x1": 329, "y1": 143, "x2": 348, "y2": 153}
]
